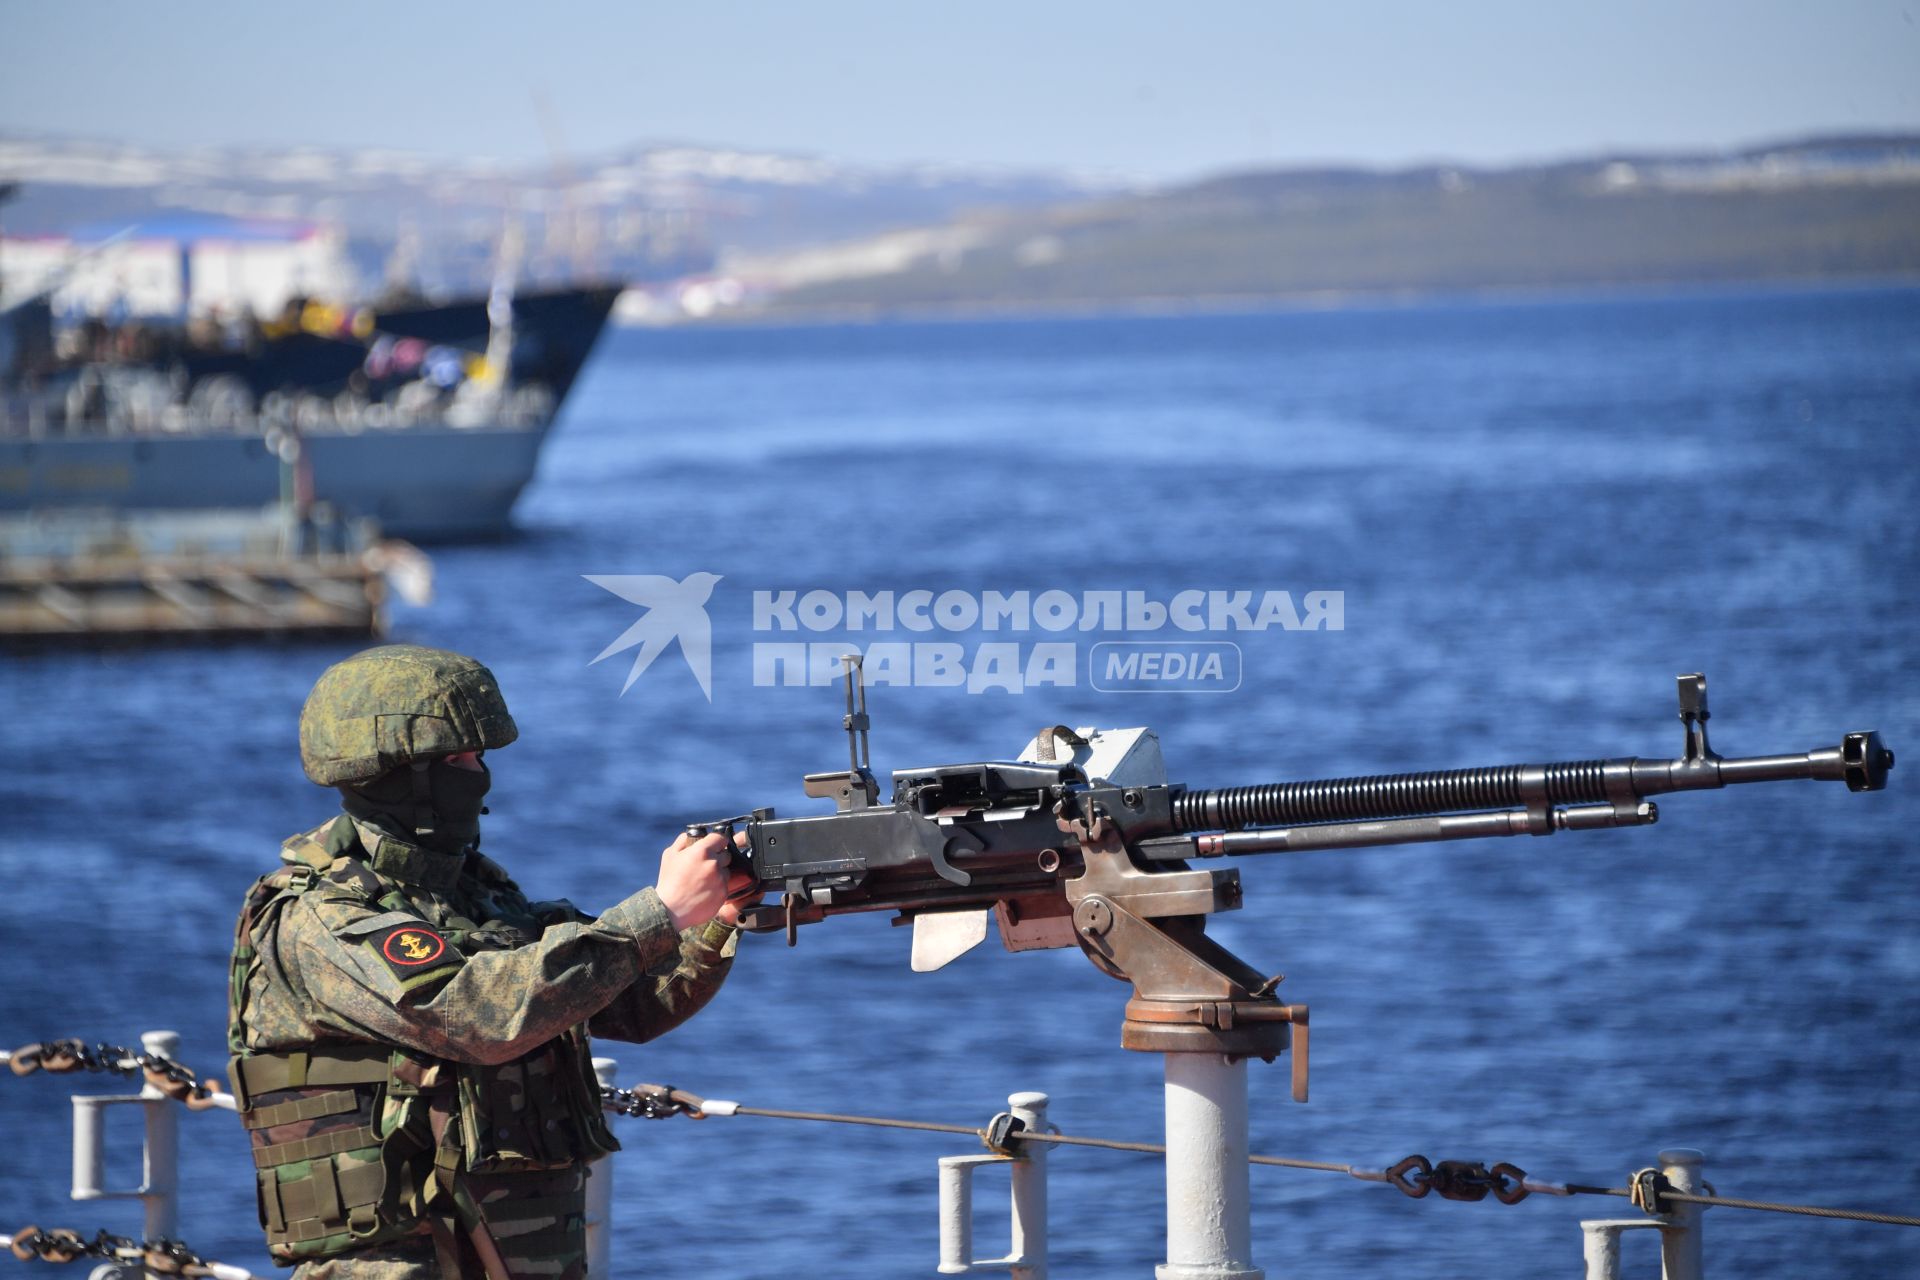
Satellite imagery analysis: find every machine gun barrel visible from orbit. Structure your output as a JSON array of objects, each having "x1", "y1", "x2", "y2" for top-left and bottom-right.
[
  {"x1": 1175, "y1": 760, "x2": 1617, "y2": 830},
  {"x1": 1174, "y1": 698, "x2": 1891, "y2": 833}
]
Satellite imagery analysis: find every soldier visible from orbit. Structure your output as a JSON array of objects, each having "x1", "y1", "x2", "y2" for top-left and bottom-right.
[{"x1": 229, "y1": 645, "x2": 749, "y2": 1278}]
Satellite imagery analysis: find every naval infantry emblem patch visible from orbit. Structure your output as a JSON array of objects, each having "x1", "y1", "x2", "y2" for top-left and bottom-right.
[{"x1": 379, "y1": 925, "x2": 448, "y2": 967}]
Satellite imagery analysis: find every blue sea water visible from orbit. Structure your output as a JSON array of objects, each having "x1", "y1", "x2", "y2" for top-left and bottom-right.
[{"x1": 2, "y1": 285, "x2": 1918, "y2": 1278}]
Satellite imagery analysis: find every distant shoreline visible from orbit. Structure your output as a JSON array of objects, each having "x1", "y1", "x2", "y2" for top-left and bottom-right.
[{"x1": 651, "y1": 271, "x2": 1920, "y2": 330}]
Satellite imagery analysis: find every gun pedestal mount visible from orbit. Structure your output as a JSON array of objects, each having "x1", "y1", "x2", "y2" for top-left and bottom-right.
[
  {"x1": 1061, "y1": 819, "x2": 1290, "y2": 1275},
  {"x1": 1064, "y1": 817, "x2": 1279, "y2": 1279},
  {"x1": 1056, "y1": 793, "x2": 1287, "y2": 1280},
  {"x1": 1062, "y1": 816, "x2": 1309, "y2": 1099}
]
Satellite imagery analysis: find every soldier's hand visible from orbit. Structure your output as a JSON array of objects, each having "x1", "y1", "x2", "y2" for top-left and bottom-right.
[
  {"x1": 718, "y1": 831, "x2": 762, "y2": 926},
  {"x1": 656, "y1": 832, "x2": 733, "y2": 932}
]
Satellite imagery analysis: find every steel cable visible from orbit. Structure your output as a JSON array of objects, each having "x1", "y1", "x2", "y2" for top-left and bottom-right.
[
  {"x1": 610, "y1": 1084, "x2": 1920, "y2": 1227},
  {"x1": 14, "y1": 1042, "x2": 1915, "y2": 1228}
]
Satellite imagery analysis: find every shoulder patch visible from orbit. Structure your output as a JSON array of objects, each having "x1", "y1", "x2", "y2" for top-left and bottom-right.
[
  {"x1": 375, "y1": 922, "x2": 451, "y2": 966},
  {"x1": 360, "y1": 919, "x2": 464, "y2": 985}
]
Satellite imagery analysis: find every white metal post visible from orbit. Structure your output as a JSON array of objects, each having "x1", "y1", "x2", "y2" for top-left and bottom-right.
[
  {"x1": 937, "y1": 1092, "x2": 1050, "y2": 1277},
  {"x1": 1579, "y1": 1219, "x2": 1664, "y2": 1280},
  {"x1": 1578, "y1": 1146, "x2": 1706, "y2": 1280},
  {"x1": 1006, "y1": 1092, "x2": 1049, "y2": 1280},
  {"x1": 938, "y1": 1155, "x2": 984, "y2": 1273},
  {"x1": 1658, "y1": 1148, "x2": 1705, "y2": 1280},
  {"x1": 71, "y1": 1089, "x2": 108, "y2": 1199},
  {"x1": 138, "y1": 1031, "x2": 180, "y2": 1241},
  {"x1": 1157, "y1": 1054, "x2": 1262, "y2": 1280},
  {"x1": 1582, "y1": 1220, "x2": 1626, "y2": 1280},
  {"x1": 586, "y1": 1058, "x2": 617, "y2": 1278},
  {"x1": 71, "y1": 1030, "x2": 180, "y2": 1244}
]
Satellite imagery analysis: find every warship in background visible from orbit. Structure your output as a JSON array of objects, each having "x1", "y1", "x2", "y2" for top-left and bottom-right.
[{"x1": 0, "y1": 231, "x2": 621, "y2": 543}]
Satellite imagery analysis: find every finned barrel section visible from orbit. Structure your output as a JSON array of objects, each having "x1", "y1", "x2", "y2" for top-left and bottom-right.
[
  {"x1": 1173, "y1": 674, "x2": 1892, "y2": 835},
  {"x1": 1175, "y1": 737, "x2": 1890, "y2": 835},
  {"x1": 1173, "y1": 761, "x2": 1614, "y2": 830}
]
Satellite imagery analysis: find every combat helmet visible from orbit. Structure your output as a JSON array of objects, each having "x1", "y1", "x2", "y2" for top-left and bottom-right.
[{"x1": 299, "y1": 645, "x2": 518, "y2": 786}]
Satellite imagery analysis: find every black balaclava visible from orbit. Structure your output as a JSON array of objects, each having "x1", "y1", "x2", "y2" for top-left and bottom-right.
[{"x1": 340, "y1": 759, "x2": 491, "y2": 855}]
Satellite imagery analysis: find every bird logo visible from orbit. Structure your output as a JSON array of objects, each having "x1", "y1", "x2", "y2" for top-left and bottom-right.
[{"x1": 585, "y1": 572, "x2": 723, "y2": 700}]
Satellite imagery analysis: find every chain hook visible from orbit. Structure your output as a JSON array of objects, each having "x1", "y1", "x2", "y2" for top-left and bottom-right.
[
  {"x1": 666, "y1": 1087, "x2": 710, "y2": 1119},
  {"x1": 1385, "y1": 1153, "x2": 1433, "y2": 1198},
  {"x1": 1489, "y1": 1161, "x2": 1532, "y2": 1205},
  {"x1": 9, "y1": 1227, "x2": 42, "y2": 1262}
]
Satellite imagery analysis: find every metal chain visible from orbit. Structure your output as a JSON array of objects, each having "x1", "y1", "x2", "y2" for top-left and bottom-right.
[
  {"x1": 602, "y1": 1083, "x2": 1920, "y2": 1228},
  {"x1": 4, "y1": 1225, "x2": 255, "y2": 1277},
  {"x1": 600, "y1": 1082, "x2": 707, "y2": 1120},
  {"x1": 6, "y1": 1039, "x2": 231, "y2": 1110}
]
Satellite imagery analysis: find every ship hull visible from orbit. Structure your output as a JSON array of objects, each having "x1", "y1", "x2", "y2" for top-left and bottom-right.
[
  {"x1": 1, "y1": 284, "x2": 621, "y2": 542},
  {"x1": 0, "y1": 424, "x2": 549, "y2": 542}
]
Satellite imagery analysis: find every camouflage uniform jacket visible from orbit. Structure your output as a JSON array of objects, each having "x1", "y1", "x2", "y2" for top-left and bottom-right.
[{"x1": 233, "y1": 813, "x2": 736, "y2": 1279}]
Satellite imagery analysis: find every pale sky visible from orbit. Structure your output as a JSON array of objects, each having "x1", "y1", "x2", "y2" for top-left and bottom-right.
[{"x1": 3, "y1": 1, "x2": 1917, "y2": 180}]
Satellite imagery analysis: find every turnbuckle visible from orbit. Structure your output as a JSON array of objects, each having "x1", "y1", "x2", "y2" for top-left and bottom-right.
[{"x1": 1384, "y1": 1154, "x2": 1532, "y2": 1204}]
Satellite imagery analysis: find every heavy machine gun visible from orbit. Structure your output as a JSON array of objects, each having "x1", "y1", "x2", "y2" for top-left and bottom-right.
[{"x1": 693, "y1": 659, "x2": 1892, "y2": 1101}]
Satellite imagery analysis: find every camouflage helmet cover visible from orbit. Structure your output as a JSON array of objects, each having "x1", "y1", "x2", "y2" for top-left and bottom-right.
[{"x1": 299, "y1": 644, "x2": 518, "y2": 786}]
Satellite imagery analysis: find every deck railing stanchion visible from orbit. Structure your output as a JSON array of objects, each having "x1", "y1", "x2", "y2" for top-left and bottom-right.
[{"x1": 1159, "y1": 1052, "x2": 1261, "y2": 1280}]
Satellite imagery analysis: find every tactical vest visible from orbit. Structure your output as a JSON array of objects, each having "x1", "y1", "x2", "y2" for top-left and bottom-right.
[{"x1": 228, "y1": 818, "x2": 619, "y2": 1272}]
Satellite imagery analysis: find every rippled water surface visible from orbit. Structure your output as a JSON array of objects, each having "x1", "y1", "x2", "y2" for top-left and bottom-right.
[{"x1": 3, "y1": 286, "x2": 1918, "y2": 1278}]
